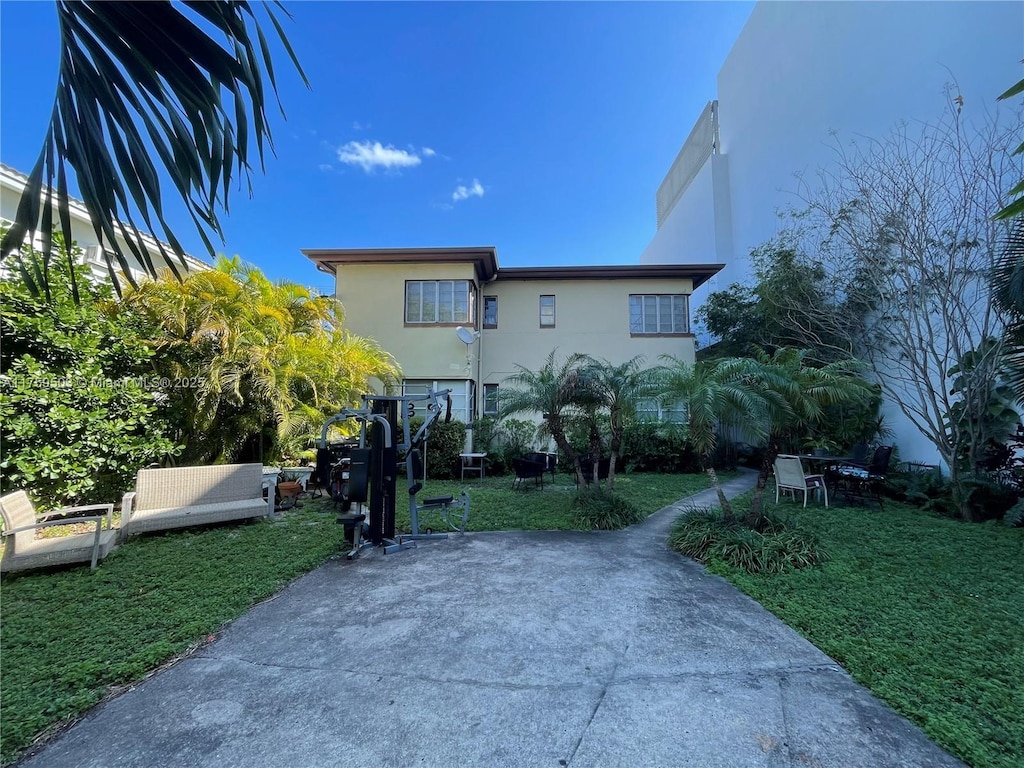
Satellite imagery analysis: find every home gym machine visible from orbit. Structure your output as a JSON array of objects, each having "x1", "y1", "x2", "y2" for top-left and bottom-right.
[{"x1": 318, "y1": 389, "x2": 470, "y2": 559}]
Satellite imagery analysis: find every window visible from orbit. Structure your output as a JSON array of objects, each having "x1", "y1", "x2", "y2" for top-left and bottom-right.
[
  {"x1": 483, "y1": 296, "x2": 498, "y2": 328},
  {"x1": 539, "y1": 295, "x2": 556, "y2": 327},
  {"x1": 402, "y1": 379, "x2": 471, "y2": 423},
  {"x1": 629, "y1": 294, "x2": 688, "y2": 334},
  {"x1": 637, "y1": 399, "x2": 687, "y2": 423},
  {"x1": 405, "y1": 281, "x2": 472, "y2": 324},
  {"x1": 483, "y1": 384, "x2": 499, "y2": 416}
]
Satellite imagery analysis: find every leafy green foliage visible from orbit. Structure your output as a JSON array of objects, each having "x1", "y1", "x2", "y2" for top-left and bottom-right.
[
  {"x1": 1004, "y1": 499, "x2": 1024, "y2": 527},
  {"x1": 708, "y1": 493, "x2": 1024, "y2": 768},
  {"x1": 669, "y1": 508, "x2": 826, "y2": 574},
  {"x1": 121, "y1": 256, "x2": 399, "y2": 465},
  {"x1": 0, "y1": 507, "x2": 346, "y2": 766},
  {"x1": 620, "y1": 420, "x2": 700, "y2": 473},
  {"x1": 0, "y1": 250, "x2": 178, "y2": 506},
  {"x1": 571, "y1": 487, "x2": 645, "y2": 530},
  {"x1": 0, "y1": 1, "x2": 307, "y2": 298},
  {"x1": 416, "y1": 418, "x2": 467, "y2": 480}
]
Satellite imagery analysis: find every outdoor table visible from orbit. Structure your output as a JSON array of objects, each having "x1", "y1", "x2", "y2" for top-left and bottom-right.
[{"x1": 459, "y1": 453, "x2": 487, "y2": 480}]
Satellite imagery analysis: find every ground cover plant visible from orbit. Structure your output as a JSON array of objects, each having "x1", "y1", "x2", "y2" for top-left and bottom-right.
[
  {"x1": 688, "y1": 493, "x2": 1024, "y2": 768},
  {"x1": 0, "y1": 508, "x2": 346, "y2": 766},
  {"x1": 399, "y1": 471, "x2": 723, "y2": 532}
]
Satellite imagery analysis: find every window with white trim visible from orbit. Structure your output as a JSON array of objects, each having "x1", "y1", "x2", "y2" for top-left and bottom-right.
[
  {"x1": 539, "y1": 295, "x2": 555, "y2": 327},
  {"x1": 483, "y1": 384, "x2": 499, "y2": 416},
  {"x1": 629, "y1": 294, "x2": 689, "y2": 334},
  {"x1": 636, "y1": 399, "x2": 687, "y2": 423},
  {"x1": 405, "y1": 280, "x2": 472, "y2": 324},
  {"x1": 402, "y1": 379, "x2": 471, "y2": 423}
]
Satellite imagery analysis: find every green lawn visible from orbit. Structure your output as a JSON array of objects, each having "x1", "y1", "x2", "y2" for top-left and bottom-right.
[
  {"x1": 702, "y1": 494, "x2": 1024, "y2": 768},
  {"x1": 400, "y1": 470, "x2": 721, "y2": 532},
  {"x1": 0, "y1": 471, "x2": 714, "y2": 765}
]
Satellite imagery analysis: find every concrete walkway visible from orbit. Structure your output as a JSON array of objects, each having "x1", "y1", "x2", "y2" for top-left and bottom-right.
[{"x1": 23, "y1": 471, "x2": 964, "y2": 767}]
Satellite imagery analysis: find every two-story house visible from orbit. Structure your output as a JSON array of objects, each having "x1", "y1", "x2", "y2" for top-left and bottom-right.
[{"x1": 303, "y1": 246, "x2": 721, "y2": 431}]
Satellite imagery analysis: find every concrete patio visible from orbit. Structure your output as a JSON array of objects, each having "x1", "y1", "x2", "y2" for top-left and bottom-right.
[{"x1": 21, "y1": 472, "x2": 964, "y2": 767}]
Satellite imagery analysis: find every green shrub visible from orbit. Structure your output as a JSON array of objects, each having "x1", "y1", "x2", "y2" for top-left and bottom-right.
[
  {"x1": 423, "y1": 419, "x2": 467, "y2": 479},
  {"x1": 0, "y1": 251, "x2": 179, "y2": 507},
  {"x1": 1004, "y1": 499, "x2": 1024, "y2": 527},
  {"x1": 571, "y1": 487, "x2": 646, "y2": 530},
  {"x1": 620, "y1": 420, "x2": 700, "y2": 473},
  {"x1": 668, "y1": 508, "x2": 827, "y2": 574}
]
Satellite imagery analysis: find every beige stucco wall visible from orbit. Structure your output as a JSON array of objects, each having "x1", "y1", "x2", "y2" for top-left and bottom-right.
[
  {"x1": 480, "y1": 277, "x2": 696, "y2": 394},
  {"x1": 334, "y1": 262, "x2": 480, "y2": 380},
  {"x1": 333, "y1": 264, "x2": 697, "y2": 418}
]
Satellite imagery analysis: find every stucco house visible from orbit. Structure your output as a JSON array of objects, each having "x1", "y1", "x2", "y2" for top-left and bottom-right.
[
  {"x1": 303, "y1": 246, "x2": 721, "y2": 431},
  {"x1": 1, "y1": 163, "x2": 208, "y2": 284}
]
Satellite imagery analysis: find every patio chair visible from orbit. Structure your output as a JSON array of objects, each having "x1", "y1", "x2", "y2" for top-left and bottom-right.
[
  {"x1": 512, "y1": 457, "x2": 546, "y2": 490},
  {"x1": 827, "y1": 445, "x2": 893, "y2": 508},
  {"x1": 1, "y1": 490, "x2": 118, "y2": 573},
  {"x1": 773, "y1": 455, "x2": 829, "y2": 508}
]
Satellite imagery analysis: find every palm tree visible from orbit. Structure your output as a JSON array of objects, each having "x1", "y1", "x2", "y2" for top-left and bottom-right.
[
  {"x1": 583, "y1": 356, "x2": 658, "y2": 491},
  {"x1": 737, "y1": 348, "x2": 874, "y2": 527},
  {"x1": 657, "y1": 356, "x2": 771, "y2": 519},
  {"x1": 123, "y1": 256, "x2": 399, "y2": 463},
  {"x1": 992, "y1": 219, "x2": 1024, "y2": 402},
  {"x1": 500, "y1": 350, "x2": 592, "y2": 485},
  {"x1": 0, "y1": 1, "x2": 306, "y2": 299}
]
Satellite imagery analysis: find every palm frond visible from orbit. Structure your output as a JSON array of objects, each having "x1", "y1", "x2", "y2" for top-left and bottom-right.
[{"x1": 0, "y1": 0, "x2": 308, "y2": 299}]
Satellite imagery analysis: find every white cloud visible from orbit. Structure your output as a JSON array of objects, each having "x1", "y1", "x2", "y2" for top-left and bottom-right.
[
  {"x1": 318, "y1": 163, "x2": 333, "y2": 172},
  {"x1": 352, "y1": 121, "x2": 371, "y2": 131},
  {"x1": 422, "y1": 147, "x2": 437, "y2": 157},
  {"x1": 452, "y1": 179, "x2": 485, "y2": 202},
  {"x1": 337, "y1": 141, "x2": 422, "y2": 173}
]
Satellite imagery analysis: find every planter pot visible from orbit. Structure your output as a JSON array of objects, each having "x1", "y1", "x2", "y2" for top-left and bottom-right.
[{"x1": 277, "y1": 481, "x2": 302, "y2": 499}]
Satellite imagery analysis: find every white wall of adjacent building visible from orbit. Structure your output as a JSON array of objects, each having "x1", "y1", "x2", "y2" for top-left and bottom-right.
[{"x1": 641, "y1": 0, "x2": 1024, "y2": 466}]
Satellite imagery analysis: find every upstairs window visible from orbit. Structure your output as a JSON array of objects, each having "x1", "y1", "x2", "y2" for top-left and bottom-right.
[
  {"x1": 483, "y1": 296, "x2": 498, "y2": 328},
  {"x1": 629, "y1": 294, "x2": 688, "y2": 335},
  {"x1": 539, "y1": 295, "x2": 556, "y2": 327},
  {"x1": 406, "y1": 280, "x2": 471, "y2": 324}
]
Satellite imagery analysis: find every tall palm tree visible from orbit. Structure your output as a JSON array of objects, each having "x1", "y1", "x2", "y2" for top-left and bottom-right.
[
  {"x1": 583, "y1": 356, "x2": 658, "y2": 491},
  {"x1": 1, "y1": 1, "x2": 307, "y2": 299},
  {"x1": 500, "y1": 350, "x2": 592, "y2": 485},
  {"x1": 657, "y1": 356, "x2": 772, "y2": 519},
  {"x1": 992, "y1": 219, "x2": 1024, "y2": 402}
]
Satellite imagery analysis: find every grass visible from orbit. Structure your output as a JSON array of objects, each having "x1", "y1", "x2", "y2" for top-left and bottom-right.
[
  {"x1": 695, "y1": 492, "x2": 1024, "y2": 768},
  {"x1": 398, "y1": 470, "x2": 723, "y2": 532},
  {"x1": 0, "y1": 470, "x2": 719, "y2": 765}
]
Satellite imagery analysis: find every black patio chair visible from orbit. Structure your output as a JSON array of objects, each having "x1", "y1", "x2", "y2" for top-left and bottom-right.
[
  {"x1": 512, "y1": 457, "x2": 546, "y2": 490},
  {"x1": 827, "y1": 445, "x2": 893, "y2": 508}
]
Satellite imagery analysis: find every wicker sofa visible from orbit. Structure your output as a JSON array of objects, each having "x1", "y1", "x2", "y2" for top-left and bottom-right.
[
  {"x1": 1, "y1": 490, "x2": 118, "y2": 572},
  {"x1": 120, "y1": 463, "x2": 268, "y2": 541}
]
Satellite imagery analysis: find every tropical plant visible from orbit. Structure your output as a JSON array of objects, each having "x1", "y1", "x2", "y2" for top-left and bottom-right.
[
  {"x1": 581, "y1": 356, "x2": 659, "y2": 491},
  {"x1": 994, "y1": 72, "x2": 1024, "y2": 220},
  {"x1": 656, "y1": 356, "x2": 771, "y2": 518},
  {"x1": 0, "y1": 1, "x2": 307, "y2": 299},
  {"x1": 121, "y1": 255, "x2": 400, "y2": 464},
  {"x1": 500, "y1": 350, "x2": 593, "y2": 485},
  {"x1": 0, "y1": 239, "x2": 179, "y2": 506},
  {"x1": 991, "y1": 219, "x2": 1024, "y2": 402}
]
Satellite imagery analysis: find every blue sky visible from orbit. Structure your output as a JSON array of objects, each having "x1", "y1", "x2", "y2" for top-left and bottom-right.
[{"x1": 0, "y1": 1, "x2": 753, "y2": 293}]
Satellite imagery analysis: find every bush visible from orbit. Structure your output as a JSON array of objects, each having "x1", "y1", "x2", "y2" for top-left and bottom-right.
[
  {"x1": 1004, "y1": 499, "x2": 1024, "y2": 527},
  {"x1": 0, "y1": 252, "x2": 179, "y2": 507},
  {"x1": 668, "y1": 508, "x2": 827, "y2": 574},
  {"x1": 419, "y1": 418, "x2": 467, "y2": 479},
  {"x1": 571, "y1": 487, "x2": 646, "y2": 530},
  {"x1": 620, "y1": 420, "x2": 700, "y2": 473}
]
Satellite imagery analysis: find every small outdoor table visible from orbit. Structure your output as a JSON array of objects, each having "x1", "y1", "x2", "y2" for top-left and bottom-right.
[{"x1": 459, "y1": 453, "x2": 487, "y2": 480}]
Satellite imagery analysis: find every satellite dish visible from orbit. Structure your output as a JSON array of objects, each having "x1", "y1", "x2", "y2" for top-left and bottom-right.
[{"x1": 455, "y1": 326, "x2": 477, "y2": 344}]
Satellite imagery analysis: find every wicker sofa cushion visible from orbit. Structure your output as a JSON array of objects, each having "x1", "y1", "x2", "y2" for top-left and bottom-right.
[
  {"x1": 127, "y1": 498, "x2": 267, "y2": 532},
  {"x1": 2, "y1": 529, "x2": 118, "y2": 573}
]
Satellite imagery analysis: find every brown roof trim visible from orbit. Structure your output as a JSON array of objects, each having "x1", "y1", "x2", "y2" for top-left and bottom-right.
[
  {"x1": 495, "y1": 264, "x2": 723, "y2": 288},
  {"x1": 302, "y1": 246, "x2": 499, "y2": 281}
]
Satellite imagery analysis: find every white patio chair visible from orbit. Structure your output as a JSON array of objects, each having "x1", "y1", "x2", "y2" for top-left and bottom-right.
[
  {"x1": 1, "y1": 490, "x2": 117, "y2": 572},
  {"x1": 773, "y1": 455, "x2": 829, "y2": 508}
]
